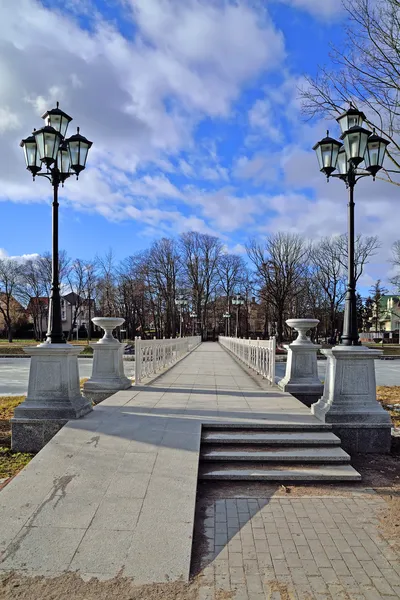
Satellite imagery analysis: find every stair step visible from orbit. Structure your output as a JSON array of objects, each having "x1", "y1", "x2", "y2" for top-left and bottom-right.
[
  {"x1": 203, "y1": 422, "x2": 332, "y2": 431},
  {"x1": 199, "y1": 464, "x2": 361, "y2": 481},
  {"x1": 200, "y1": 446, "x2": 350, "y2": 463},
  {"x1": 201, "y1": 431, "x2": 341, "y2": 446}
]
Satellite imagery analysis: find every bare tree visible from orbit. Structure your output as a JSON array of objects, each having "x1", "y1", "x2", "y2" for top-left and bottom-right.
[
  {"x1": 180, "y1": 232, "x2": 223, "y2": 336},
  {"x1": 216, "y1": 253, "x2": 247, "y2": 335},
  {"x1": 336, "y1": 234, "x2": 381, "y2": 282},
  {"x1": 311, "y1": 237, "x2": 347, "y2": 340},
  {"x1": 0, "y1": 258, "x2": 25, "y2": 342},
  {"x1": 247, "y1": 233, "x2": 310, "y2": 342},
  {"x1": 300, "y1": 0, "x2": 400, "y2": 183},
  {"x1": 20, "y1": 258, "x2": 48, "y2": 340},
  {"x1": 97, "y1": 250, "x2": 118, "y2": 317},
  {"x1": 38, "y1": 250, "x2": 70, "y2": 300},
  {"x1": 391, "y1": 240, "x2": 400, "y2": 290},
  {"x1": 148, "y1": 238, "x2": 181, "y2": 337}
]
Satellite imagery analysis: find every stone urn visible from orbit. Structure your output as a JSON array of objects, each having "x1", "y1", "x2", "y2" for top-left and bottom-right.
[
  {"x1": 286, "y1": 318, "x2": 319, "y2": 345},
  {"x1": 92, "y1": 317, "x2": 124, "y2": 344},
  {"x1": 277, "y1": 318, "x2": 323, "y2": 407},
  {"x1": 84, "y1": 317, "x2": 132, "y2": 404}
]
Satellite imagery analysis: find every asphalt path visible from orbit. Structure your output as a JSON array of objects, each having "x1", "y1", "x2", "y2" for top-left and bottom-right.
[
  {"x1": 0, "y1": 358, "x2": 135, "y2": 396},
  {"x1": 0, "y1": 356, "x2": 399, "y2": 396}
]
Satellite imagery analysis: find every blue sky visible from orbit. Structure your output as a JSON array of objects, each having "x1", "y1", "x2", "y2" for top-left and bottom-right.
[{"x1": 0, "y1": 0, "x2": 398, "y2": 292}]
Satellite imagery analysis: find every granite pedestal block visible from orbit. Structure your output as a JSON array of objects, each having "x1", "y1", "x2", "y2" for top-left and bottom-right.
[
  {"x1": 278, "y1": 345, "x2": 323, "y2": 407},
  {"x1": 312, "y1": 345, "x2": 392, "y2": 454},
  {"x1": 83, "y1": 342, "x2": 132, "y2": 404},
  {"x1": 12, "y1": 344, "x2": 93, "y2": 452}
]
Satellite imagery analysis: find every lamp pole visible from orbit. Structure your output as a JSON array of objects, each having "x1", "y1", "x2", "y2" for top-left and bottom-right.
[
  {"x1": 342, "y1": 165, "x2": 357, "y2": 345},
  {"x1": 49, "y1": 168, "x2": 64, "y2": 343},
  {"x1": 232, "y1": 294, "x2": 244, "y2": 338},
  {"x1": 20, "y1": 104, "x2": 92, "y2": 345},
  {"x1": 175, "y1": 297, "x2": 188, "y2": 337},
  {"x1": 313, "y1": 107, "x2": 389, "y2": 347}
]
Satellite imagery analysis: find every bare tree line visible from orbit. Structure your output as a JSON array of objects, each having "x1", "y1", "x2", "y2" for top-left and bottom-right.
[{"x1": 0, "y1": 230, "x2": 395, "y2": 343}]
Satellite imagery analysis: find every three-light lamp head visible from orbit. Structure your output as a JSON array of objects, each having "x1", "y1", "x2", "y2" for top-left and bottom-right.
[
  {"x1": 313, "y1": 107, "x2": 389, "y2": 179},
  {"x1": 20, "y1": 102, "x2": 92, "y2": 179}
]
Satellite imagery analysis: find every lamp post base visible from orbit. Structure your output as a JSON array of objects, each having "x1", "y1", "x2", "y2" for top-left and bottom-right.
[
  {"x1": 311, "y1": 346, "x2": 392, "y2": 454},
  {"x1": 11, "y1": 343, "x2": 92, "y2": 452}
]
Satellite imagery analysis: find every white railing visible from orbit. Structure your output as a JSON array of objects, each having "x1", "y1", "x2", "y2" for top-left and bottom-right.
[
  {"x1": 134, "y1": 336, "x2": 202, "y2": 384},
  {"x1": 219, "y1": 336, "x2": 276, "y2": 383}
]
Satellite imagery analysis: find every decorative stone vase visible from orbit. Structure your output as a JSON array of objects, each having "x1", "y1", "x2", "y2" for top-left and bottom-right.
[
  {"x1": 312, "y1": 345, "x2": 392, "y2": 454},
  {"x1": 92, "y1": 317, "x2": 125, "y2": 344},
  {"x1": 278, "y1": 318, "x2": 323, "y2": 407},
  {"x1": 84, "y1": 317, "x2": 132, "y2": 404},
  {"x1": 12, "y1": 342, "x2": 93, "y2": 453},
  {"x1": 286, "y1": 318, "x2": 320, "y2": 345}
]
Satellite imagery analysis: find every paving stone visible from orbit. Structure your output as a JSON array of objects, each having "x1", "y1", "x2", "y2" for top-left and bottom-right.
[
  {"x1": 0, "y1": 526, "x2": 85, "y2": 572},
  {"x1": 70, "y1": 528, "x2": 133, "y2": 576}
]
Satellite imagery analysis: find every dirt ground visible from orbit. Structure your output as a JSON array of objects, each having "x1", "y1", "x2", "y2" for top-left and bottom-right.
[{"x1": 0, "y1": 572, "x2": 201, "y2": 600}]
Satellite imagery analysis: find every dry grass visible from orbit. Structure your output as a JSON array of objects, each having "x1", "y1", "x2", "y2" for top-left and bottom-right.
[
  {"x1": 376, "y1": 386, "x2": 400, "y2": 427},
  {"x1": 0, "y1": 396, "x2": 25, "y2": 421},
  {"x1": 0, "y1": 396, "x2": 30, "y2": 479}
]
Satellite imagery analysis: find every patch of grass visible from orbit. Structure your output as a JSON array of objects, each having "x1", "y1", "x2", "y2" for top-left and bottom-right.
[
  {"x1": 0, "y1": 447, "x2": 33, "y2": 479},
  {"x1": 0, "y1": 395, "x2": 25, "y2": 420},
  {"x1": 0, "y1": 346, "x2": 26, "y2": 355},
  {"x1": 0, "y1": 339, "x2": 35, "y2": 345},
  {"x1": 0, "y1": 395, "x2": 33, "y2": 479},
  {"x1": 376, "y1": 386, "x2": 400, "y2": 427}
]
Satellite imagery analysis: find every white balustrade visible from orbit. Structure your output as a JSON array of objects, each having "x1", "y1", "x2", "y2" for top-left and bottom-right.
[
  {"x1": 219, "y1": 336, "x2": 276, "y2": 383},
  {"x1": 134, "y1": 336, "x2": 202, "y2": 384}
]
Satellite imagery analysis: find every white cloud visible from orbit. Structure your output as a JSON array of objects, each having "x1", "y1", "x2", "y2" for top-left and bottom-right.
[
  {"x1": 0, "y1": 0, "x2": 285, "y2": 239},
  {"x1": 0, "y1": 248, "x2": 40, "y2": 263}
]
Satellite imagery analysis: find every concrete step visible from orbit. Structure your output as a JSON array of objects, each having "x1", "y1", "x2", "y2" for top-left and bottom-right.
[
  {"x1": 199, "y1": 463, "x2": 361, "y2": 482},
  {"x1": 200, "y1": 445, "x2": 351, "y2": 463},
  {"x1": 203, "y1": 422, "x2": 332, "y2": 431},
  {"x1": 201, "y1": 430, "x2": 341, "y2": 446}
]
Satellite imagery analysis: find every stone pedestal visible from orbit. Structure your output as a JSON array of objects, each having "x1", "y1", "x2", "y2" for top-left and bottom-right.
[
  {"x1": 12, "y1": 344, "x2": 93, "y2": 452},
  {"x1": 83, "y1": 317, "x2": 132, "y2": 404},
  {"x1": 312, "y1": 346, "x2": 392, "y2": 454},
  {"x1": 278, "y1": 318, "x2": 323, "y2": 407}
]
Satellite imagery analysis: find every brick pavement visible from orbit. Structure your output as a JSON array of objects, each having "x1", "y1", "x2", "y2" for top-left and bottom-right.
[{"x1": 196, "y1": 495, "x2": 400, "y2": 600}]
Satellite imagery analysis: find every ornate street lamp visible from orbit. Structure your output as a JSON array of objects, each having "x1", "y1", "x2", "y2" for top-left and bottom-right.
[
  {"x1": 223, "y1": 312, "x2": 231, "y2": 336},
  {"x1": 20, "y1": 103, "x2": 93, "y2": 344},
  {"x1": 175, "y1": 297, "x2": 188, "y2": 337},
  {"x1": 232, "y1": 294, "x2": 244, "y2": 338},
  {"x1": 190, "y1": 312, "x2": 197, "y2": 336},
  {"x1": 313, "y1": 106, "x2": 389, "y2": 345}
]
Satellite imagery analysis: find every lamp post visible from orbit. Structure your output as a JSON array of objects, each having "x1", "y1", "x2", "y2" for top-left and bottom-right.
[
  {"x1": 311, "y1": 106, "x2": 392, "y2": 454},
  {"x1": 190, "y1": 312, "x2": 197, "y2": 336},
  {"x1": 20, "y1": 103, "x2": 93, "y2": 344},
  {"x1": 175, "y1": 297, "x2": 188, "y2": 337},
  {"x1": 313, "y1": 107, "x2": 389, "y2": 346},
  {"x1": 13, "y1": 104, "x2": 93, "y2": 453},
  {"x1": 223, "y1": 312, "x2": 231, "y2": 336},
  {"x1": 232, "y1": 294, "x2": 244, "y2": 338}
]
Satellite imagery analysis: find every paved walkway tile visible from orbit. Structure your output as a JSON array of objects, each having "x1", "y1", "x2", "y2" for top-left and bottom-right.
[{"x1": 195, "y1": 494, "x2": 399, "y2": 600}]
